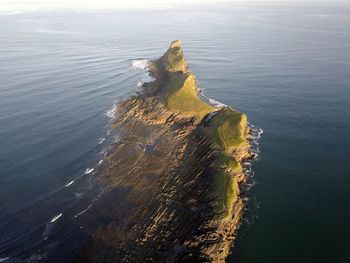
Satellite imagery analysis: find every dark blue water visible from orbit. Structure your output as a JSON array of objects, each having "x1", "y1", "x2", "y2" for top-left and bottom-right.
[{"x1": 0, "y1": 2, "x2": 350, "y2": 262}]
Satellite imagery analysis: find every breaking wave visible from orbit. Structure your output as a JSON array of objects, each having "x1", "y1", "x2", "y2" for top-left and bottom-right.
[
  {"x1": 132, "y1": 59, "x2": 149, "y2": 69},
  {"x1": 132, "y1": 59, "x2": 155, "y2": 86},
  {"x1": 106, "y1": 102, "x2": 118, "y2": 119},
  {"x1": 97, "y1": 137, "x2": 106, "y2": 144},
  {"x1": 65, "y1": 180, "x2": 75, "y2": 187},
  {"x1": 84, "y1": 168, "x2": 94, "y2": 174},
  {"x1": 208, "y1": 98, "x2": 227, "y2": 107},
  {"x1": 50, "y1": 213, "x2": 62, "y2": 223},
  {"x1": 241, "y1": 124, "x2": 263, "y2": 192}
]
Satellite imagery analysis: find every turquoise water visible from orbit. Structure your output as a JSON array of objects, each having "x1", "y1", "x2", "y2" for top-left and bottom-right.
[{"x1": 0, "y1": 2, "x2": 350, "y2": 262}]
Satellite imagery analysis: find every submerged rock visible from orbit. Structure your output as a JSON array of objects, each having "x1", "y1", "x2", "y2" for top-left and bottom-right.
[{"x1": 76, "y1": 40, "x2": 251, "y2": 262}]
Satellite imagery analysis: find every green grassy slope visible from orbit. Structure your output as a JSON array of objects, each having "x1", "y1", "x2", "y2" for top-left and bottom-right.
[
  {"x1": 158, "y1": 40, "x2": 249, "y2": 220},
  {"x1": 165, "y1": 73, "x2": 214, "y2": 119},
  {"x1": 209, "y1": 108, "x2": 249, "y2": 154}
]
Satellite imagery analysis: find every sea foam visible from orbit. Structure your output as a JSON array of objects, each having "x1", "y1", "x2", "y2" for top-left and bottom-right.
[
  {"x1": 98, "y1": 137, "x2": 106, "y2": 144},
  {"x1": 50, "y1": 213, "x2": 62, "y2": 223},
  {"x1": 106, "y1": 103, "x2": 117, "y2": 119},
  {"x1": 208, "y1": 98, "x2": 227, "y2": 107},
  {"x1": 65, "y1": 180, "x2": 74, "y2": 187},
  {"x1": 132, "y1": 59, "x2": 149, "y2": 69},
  {"x1": 84, "y1": 168, "x2": 94, "y2": 174}
]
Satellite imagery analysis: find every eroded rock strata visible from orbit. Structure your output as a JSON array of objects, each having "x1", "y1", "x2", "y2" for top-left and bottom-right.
[{"x1": 77, "y1": 40, "x2": 252, "y2": 262}]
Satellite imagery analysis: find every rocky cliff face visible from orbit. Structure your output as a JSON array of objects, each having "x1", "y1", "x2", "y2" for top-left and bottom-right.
[{"x1": 76, "y1": 41, "x2": 252, "y2": 262}]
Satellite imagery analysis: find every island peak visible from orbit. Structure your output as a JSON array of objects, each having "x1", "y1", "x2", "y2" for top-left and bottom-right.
[
  {"x1": 170, "y1": 39, "x2": 182, "y2": 48},
  {"x1": 158, "y1": 39, "x2": 187, "y2": 73}
]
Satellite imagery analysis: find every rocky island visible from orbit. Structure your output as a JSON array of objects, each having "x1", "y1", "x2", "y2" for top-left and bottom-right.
[{"x1": 77, "y1": 40, "x2": 253, "y2": 262}]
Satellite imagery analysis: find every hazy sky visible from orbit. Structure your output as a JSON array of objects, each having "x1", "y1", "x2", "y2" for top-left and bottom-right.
[{"x1": 0, "y1": 0, "x2": 337, "y2": 13}]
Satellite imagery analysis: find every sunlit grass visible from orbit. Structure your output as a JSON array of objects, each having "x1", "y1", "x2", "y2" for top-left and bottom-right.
[
  {"x1": 209, "y1": 108, "x2": 248, "y2": 153},
  {"x1": 165, "y1": 73, "x2": 215, "y2": 119}
]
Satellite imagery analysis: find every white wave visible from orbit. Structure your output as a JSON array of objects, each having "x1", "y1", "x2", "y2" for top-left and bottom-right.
[
  {"x1": 252, "y1": 147, "x2": 261, "y2": 154},
  {"x1": 98, "y1": 160, "x2": 103, "y2": 166},
  {"x1": 250, "y1": 128, "x2": 264, "y2": 141},
  {"x1": 208, "y1": 98, "x2": 227, "y2": 108},
  {"x1": 250, "y1": 134, "x2": 261, "y2": 140},
  {"x1": 50, "y1": 213, "x2": 62, "y2": 223},
  {"x1": 132, "y1": 59, "x2": 155, "y2": 89},
  {"x1": 132, "y1": 59, "x2": 149, "y2": 69},
  {"x1": 73, "y1": 189, "x2": 105, "y2": 219},
  {"x1": 65, "y1": 180, "x2": 75, "y2": 187},
  {"x1": 251, "y1": 126, "x2": 264, "y2": 134},
  {"x1": 250, "y1": 152, "x2": 259, "y2": 160},
  {"x1": 241, "y1": 124, "x2": 262, "y2": 183},
  {"x1": 137, "y1": 81, "x2": 143, "y2": 88},
  {"x1": 137, "y1": 74, "x2": 155, "y2": 84},
  {"x1": 243, "y1": 168, "x2": 255, "y2": 177},
  {"x1": 0, "y1": 258, "x2": 9, "y2": 262},
  {"x1": 98, "y1": 137, "x2": 106, "y2": 144},
  {"x1": 246, "y1": 183, "x2": 253, "y2": 190},
  {"x1": 84, "y1": 168, "x2": 94, "y2": 174},
  {"x1": 74, "y1": 203, "x2": 94, "y2": 218},
  {"x1": 243, "y1": 166, "x2": 252, "y2": 173},
  {"x1": 106, "y1": 104, "x2": 117, "y2": 119}
]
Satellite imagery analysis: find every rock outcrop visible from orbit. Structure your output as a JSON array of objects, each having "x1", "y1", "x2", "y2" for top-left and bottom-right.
[{"x1": 76, "y1": 40, "x2": 252, "y2": 262}]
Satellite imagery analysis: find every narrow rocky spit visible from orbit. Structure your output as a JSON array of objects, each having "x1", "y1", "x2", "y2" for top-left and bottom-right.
[{"x1": 76, "y1": 40, "x2": 253, "y2": 262}]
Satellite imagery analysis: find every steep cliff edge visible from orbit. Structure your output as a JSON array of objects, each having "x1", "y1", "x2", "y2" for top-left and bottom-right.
[{"x1": 76, "y1": 40, "x2": 252, "y2": 262}]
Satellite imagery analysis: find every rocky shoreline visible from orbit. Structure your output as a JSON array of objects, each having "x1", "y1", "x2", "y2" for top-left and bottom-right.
[{"x1": 76, "y1": 40, "x2": 253, "y2": 262}]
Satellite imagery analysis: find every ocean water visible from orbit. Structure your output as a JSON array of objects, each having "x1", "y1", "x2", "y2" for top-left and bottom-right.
[{"x1": 0, "y1": 2, "x2": 350, "y2": 262}]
